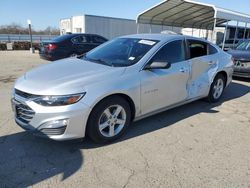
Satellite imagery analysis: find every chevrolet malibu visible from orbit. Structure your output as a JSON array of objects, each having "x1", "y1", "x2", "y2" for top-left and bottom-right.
[{"x1": 12, "y1": 34, "x2": 233, "y2": 143}]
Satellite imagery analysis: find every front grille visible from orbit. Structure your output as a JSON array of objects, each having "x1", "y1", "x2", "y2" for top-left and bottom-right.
[
  {"x1": 234, "y1": 60, "x2": 250, "y2": 68},
  {"x1": 15, "y1": 89, "x2": 39, "y2": 99},
  {"x1": 40, "y1": 126, "x2": 66, "y2": 135},
  {"x1": 14, "y1": 100, "x2": 35, "y2": 124}
]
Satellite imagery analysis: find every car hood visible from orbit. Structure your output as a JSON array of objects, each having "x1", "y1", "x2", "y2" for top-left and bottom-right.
[
  {"x1": 15, "y1": 58, "x2": 126, "y2": 95},
  {"x1": 227, "y1": 50, "x2": 250, "y2": 61}
]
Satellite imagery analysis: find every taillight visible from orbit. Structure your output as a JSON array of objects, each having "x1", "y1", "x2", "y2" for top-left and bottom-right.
[{"x1": 45, "y1": 43, "x2": 57, "y2": 51}]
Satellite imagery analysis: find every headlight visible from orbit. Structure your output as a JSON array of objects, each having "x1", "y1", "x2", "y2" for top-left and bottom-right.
[{"x1": 33, "y1": 93, "x2": 85, "y2": 106}]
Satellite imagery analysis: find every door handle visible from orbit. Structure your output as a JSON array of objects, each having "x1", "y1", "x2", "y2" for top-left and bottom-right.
[
  {"x1": 179, "y1": 67, "x2": 188, "y2": 73},
  {"x1": 208, "y1": 61, "x2": 215, "y2": 65}
]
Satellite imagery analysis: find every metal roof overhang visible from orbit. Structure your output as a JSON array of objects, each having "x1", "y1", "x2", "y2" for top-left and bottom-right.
[{"x1": 137, "y1": 0, "x2": 250, "y2": 30}]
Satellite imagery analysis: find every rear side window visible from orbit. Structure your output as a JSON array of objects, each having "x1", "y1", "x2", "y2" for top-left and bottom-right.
[
  {"x1": 71, "y1": 35, "x2": 89, "y2": 44},
  {"x1": 92, "y1": 36, "x2": 107, "y2": 43},
  {"x1": 152, "y1": 40, "x2": 185, "y2": 63},
  {"x1": 208, "y1": 44, "x2": 218, "y2": 55},
  {"x1": 188, "y1": 40, "x2": 208, "y2": 58}
]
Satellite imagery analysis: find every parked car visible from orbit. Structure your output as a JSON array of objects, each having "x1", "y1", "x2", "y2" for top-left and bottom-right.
[
  {"x1": 39, "y1": 33, "x2": 108, "y2": 61},
  {"x1": 218, "y1": 39, "x2": 239, "y2": 51},
  {"x1": 12, "y1": 34, "x2": 233, "y2": 143},
  {"x1": 227, "y1": 39, "x2": 250, "y2": 78}
]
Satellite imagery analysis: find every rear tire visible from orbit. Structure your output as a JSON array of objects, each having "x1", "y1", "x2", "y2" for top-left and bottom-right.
[
  {"x1": 207, "y1": 74, "x2": 226, "y2": 103},
  {"x1": 87, "y1": 96, "x2": 131, "y2": 144}
]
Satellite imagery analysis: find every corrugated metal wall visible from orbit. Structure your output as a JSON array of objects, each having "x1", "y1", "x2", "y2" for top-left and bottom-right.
[{"x1": 84, "y1": 15, "x2": 137, "y2": 39}]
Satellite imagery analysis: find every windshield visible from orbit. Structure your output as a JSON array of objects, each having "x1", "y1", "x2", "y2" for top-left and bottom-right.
[
  {"x1": 83, "y1": 38, "x2": 158, "y2": 67},
  {"x1": 236, "y1": 40, "x2": 250, "y2": 51}
]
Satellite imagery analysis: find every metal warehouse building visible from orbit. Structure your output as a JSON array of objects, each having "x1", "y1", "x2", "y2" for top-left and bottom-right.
[{"x1": 60, "y1": 14, "x2": 181, "y2": 39}]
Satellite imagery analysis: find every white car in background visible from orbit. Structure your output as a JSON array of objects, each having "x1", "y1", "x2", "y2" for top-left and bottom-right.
[{"x1": 12, "y1": 34, "x2": 233, "y2": 143}]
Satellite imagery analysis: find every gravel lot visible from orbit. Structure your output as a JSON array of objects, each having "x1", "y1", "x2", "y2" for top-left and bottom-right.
[{"x1": 0, "y1": 51, "x2": 250, "y2": 188}]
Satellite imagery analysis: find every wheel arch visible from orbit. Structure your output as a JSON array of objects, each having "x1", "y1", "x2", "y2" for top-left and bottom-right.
[
  {"x1": 85, "y1": 93, "x2": 136, "y2": 138},
  {"x1": 88, "y1": 93, "x2": 136, "y2": 122},
  {"x1": 215, "y1": 70, "x2": 228, "y2": 86}
]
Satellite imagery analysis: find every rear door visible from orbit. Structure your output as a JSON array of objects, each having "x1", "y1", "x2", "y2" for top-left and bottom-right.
[
  {"x1": 140, "y1": 40, "x2": 190, "y2": 114},
  {"x1": 71, "y1": 35, "x2": 92, "y2": 54},
  {"x1": 186, "y1": 39, "x2": 219, "y2": 99}
]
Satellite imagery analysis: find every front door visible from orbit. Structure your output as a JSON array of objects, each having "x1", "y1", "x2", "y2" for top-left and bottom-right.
[{"x1": 140, "y1": 40, "x2": 190, "y2": 115}]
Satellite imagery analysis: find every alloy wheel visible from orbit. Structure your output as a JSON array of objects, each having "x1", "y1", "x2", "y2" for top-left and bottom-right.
[
  {"x1": 98, "y1": 105, "x2": 126, "y2": 138},
  {"x1": 212, "y1": 78, "x2": 224, "y2": 99}
]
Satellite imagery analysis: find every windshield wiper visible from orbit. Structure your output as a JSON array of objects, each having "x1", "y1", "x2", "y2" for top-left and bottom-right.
[
  {"x1": 77, "y1": 53, "x2": 86, "y2": 59},
  {"x1": 84, "y1": 57, "x2": 112, "y2": 66}
]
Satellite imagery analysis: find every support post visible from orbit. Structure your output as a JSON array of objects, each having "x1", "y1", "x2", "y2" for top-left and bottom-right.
[
  {"x1": 205, "y1": 29, "x2": 209, "y2": 40},
  {"x1": 212, "y1": 18, "x2": 217, "y2": 44},
  {"x1": 28, "y1": 24, "x2": 33, "y2": 49},
  {"x1": 243, "y1": 22, "x2": 247, "y2": 39},
  {"x1": 150, "y1": 24, "x2": 152, "y2": 33},
  {"x1": 222, "y1": 20, "x2": 229, "y2": 50},
  {"x1": 137, "y1": 23, "x2": 139, "y2": 34},
  {"x1": 27, "y1": 19, "x2": 34, "y2": 53},
  {"x1": 233, "y1": 21, "x2": 239, "y2": 48}
]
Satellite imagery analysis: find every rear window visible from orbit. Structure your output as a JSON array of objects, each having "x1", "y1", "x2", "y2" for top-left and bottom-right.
[
  {"x1": 208, "y1": 44, "x2": 218, "y2": 55},
  {"x1": 52, "y1": 35, "x2": 72, "y2": 42},
  {"x1": 92, "y1": 36, "x2": 107, "y2": 43}
]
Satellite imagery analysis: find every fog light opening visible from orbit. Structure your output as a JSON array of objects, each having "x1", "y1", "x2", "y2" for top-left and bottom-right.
[{"x1": 40, "y1": 119, "x2": 69, "y2": 129}]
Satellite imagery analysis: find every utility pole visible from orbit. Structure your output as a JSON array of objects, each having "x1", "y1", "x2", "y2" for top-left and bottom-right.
[{"x1": 27, "y1": 19, "x2": 34, "y2": 53}]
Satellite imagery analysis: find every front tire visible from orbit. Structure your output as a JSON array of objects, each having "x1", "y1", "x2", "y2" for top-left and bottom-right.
[
  {"x1": 207, "y1": 74, "x2": 226, "y2": 103},
  {"x1": 87, "y1": 96, "x2": 131, "y2": 144}
]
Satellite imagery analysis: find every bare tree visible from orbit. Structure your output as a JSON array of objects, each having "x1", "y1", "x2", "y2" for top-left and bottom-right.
[{"x1": 0, "y1": 23, "x2": 60, "y2": 35}]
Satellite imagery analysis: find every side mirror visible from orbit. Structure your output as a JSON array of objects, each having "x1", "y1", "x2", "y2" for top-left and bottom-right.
[{"x1": 145, "y1": 61, "x2": 171, "y2": 70}]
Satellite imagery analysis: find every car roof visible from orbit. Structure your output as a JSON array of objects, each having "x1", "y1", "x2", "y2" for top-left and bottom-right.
[
  {"x1": 120, "y1": 33, "x2": 210, "y2": 43},
  {"x1": 121, "y1": 33, "x2": 184, "y2": 41}
]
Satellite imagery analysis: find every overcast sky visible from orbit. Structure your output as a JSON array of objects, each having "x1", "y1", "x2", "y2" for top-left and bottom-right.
[{"x1": 0, "y1": 0, "x2": 250, "y2": 30}]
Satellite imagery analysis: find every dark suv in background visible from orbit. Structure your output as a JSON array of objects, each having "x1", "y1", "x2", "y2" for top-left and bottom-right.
[{"x1": 39, "y1": 33, "x2": 108, "y2": 61}]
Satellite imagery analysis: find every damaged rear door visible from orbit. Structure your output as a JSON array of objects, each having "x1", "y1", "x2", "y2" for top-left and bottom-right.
[{"x1": 186, "y1": 39, "x2": 219, "y2": 99}]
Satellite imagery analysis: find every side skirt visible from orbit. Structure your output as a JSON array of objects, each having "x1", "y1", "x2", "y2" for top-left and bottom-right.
[{"x1": 133, "y1": 95, "x2": 207, "y2": 122}]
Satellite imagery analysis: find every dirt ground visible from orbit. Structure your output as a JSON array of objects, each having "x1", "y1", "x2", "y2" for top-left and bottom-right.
[{"x1": 0, "y1": 51, "x2": 250, "y2": 188}]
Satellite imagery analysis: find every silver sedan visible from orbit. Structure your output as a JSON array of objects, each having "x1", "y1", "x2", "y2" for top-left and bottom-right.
[{"x1": 12, "y1": 34, "x2": 234, "y2": 143}]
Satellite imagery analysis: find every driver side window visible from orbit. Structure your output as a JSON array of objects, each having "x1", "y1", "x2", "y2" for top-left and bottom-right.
[{"x1": 152, "y1": 40, "x2": 185, "y2": 63}]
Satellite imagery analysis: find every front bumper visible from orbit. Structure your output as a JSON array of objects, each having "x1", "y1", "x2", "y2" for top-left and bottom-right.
[
  {"x1": 12, "y1": 94, "x2": 91, "y2": 141},
  {"x1": 233, "y1": 68, "x2": 250, "y2": 78},
  {"x1": 233, "y1": 61, "x2": 250, "y2": 78}
]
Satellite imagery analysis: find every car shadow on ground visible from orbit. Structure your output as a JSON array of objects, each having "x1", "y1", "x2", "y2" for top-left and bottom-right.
[
  {"x1": 0, "y1": 133, "x2": 83, "y2": 187},
  {"x1": 0, "y1": 82, "x2": 249, "y2": 187}
]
